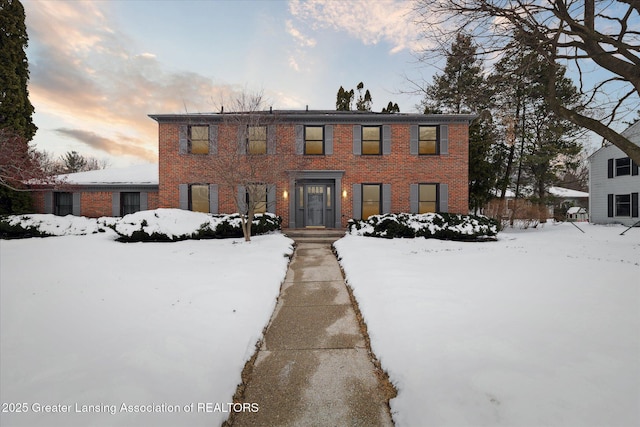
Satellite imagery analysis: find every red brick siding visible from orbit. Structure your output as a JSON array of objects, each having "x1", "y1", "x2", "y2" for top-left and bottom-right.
[{"x1": 158, "y1": 121, "x2": 469, "y2": 227}]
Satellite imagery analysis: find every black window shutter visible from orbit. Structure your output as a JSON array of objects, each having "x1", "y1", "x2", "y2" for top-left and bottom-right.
[
  {"x1": 632, "y1": 161, "x2": 639, "y2": 176},
  {"x1": 632, "y1": 193, "x2": 639, "y2": 218},
  {"x1": 607, "y1": 159, "x2": 614, "y2": 178},
  {"x1": 607, "y1": 194, "x2": 614, "y2": 217}
]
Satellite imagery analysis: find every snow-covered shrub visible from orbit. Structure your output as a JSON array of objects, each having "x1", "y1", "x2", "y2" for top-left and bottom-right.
[
  {"x1": 347, "y1": 213, "x2": 499, "y2": 241},
  {"x1": 0, "y1": 210, "x2": 282, "y2": 241},
  {"x1": 0, "y1": 214, "x2": 108, "y2": 238},
  {"x1": 112, "y1": 211, "x2": 282, "y2": 242}
]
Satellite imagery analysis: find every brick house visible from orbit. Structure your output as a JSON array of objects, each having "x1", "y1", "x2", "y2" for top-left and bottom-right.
[
  {"x1": 149, "y1": 110, "x2": 472, "y2": 228},
  {"x1": 31, "y1": 164, "x2": 159, "y2": 217}
]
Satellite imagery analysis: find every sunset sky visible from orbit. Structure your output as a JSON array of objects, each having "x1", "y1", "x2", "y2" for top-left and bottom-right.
[{"x1": 23, "y1": 0, "x2": 432, "y2": 167}]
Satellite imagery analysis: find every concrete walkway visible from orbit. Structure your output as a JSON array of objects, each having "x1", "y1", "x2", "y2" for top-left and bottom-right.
[{"x1": 228, "y1": 240, "x2": 395, "y2": 426}]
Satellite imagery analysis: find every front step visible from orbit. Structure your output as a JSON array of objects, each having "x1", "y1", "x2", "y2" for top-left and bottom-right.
[{"x1": 282, "y1": 228, "x2": 346, "y2": 243}]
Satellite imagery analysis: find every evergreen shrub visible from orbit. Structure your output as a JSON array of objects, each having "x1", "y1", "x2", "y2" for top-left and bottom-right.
[{"x1": 348, "y1": 213, "x2": 499, "y2": 241}]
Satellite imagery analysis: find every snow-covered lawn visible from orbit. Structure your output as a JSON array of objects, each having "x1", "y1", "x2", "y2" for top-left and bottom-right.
[
  {"x1": 1, "y1": 218, "x2": 293, "y2": 427},
  {"x1": 335, "y1": 222, "x2": 639, "y2": 427}
]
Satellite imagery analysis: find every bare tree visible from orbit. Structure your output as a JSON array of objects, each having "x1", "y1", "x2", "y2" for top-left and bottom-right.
[
  {"x1": 209, "y1": 91, "x2": 305, "y2": 241},
  {"x1": 0, "y1": 128, "x2": 57, "y2": 191},
  {"x1": 415, "y1": 0, "x2": 640, "y2": 164}
]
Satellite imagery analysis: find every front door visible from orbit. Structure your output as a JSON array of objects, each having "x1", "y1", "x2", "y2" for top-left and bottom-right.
[
  {"x1": 295, "y1": 181, "x2": 335, "y2": 228},
  {"x1": 306, "y1": 185, "x2": 325, "y2": 227}
]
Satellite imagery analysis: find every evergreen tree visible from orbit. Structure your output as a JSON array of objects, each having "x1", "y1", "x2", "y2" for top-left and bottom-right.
[
  {"x1": 60, "y1": 151, "x2": 88, "y2": 173},
  {"x1": 490, "y1": 36, "x2": 582, "y2": 223},
  {"x1": 424, "y1": 33, "x2": 486, "y2": 114},
  {"x1": 336, "y1": 86, "x2": 354, "y2": 111},
  {"x1": 421, "y1": 33, "x2": 501, "y2": 213},
  {"x1": 355, "y1": 82, "x2": 372, "y2": 111},
  {"x1": 381, "y1": 102, "x2": 400, "y2": 113},
  {"x1": 0, "y1": 0, "x2": 36, "y2": 140},
  {"x1": 0, "y1": 0, "x2": 38, "y2": 213}
]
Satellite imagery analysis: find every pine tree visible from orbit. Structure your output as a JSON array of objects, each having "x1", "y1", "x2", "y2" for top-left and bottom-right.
[
  {"x1": 490, "y1": 37, "x2": 582, "y2": 223},
  {"x1": 381, "y1": 102, "x2": 400, "y2": 113},
  {"x1": 424, "y1": 33, "x2": 486, "y2": 114},
  {"x1": 0, "y1": 0, "x2": 37, "y2": 140},
  {"x1": 355, "y1": 82, "x2": 373, "y2": 111},
  {"x1": 422, "y1": 33, "x2": 501, "y2": 213},
  {"x1": 60, "y1": 151, "x2": 88, "y2": 173},
  {"x1": 336, "y1": 86, "x2": 354, "y2": 111},
  {"x1": 0, "y1": 0, "x2": 38, "y2": 213}
]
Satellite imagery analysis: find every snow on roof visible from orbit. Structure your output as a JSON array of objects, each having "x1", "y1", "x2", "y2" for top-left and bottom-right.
[
  {"x1": 567, "y1": 206, "x2": 586, "y2": 214},
  {"x1": 57, "y1": 164, "x2": 158, "y2": 185},
  {"x1": 548, "y1": 186, "x2": 589, "y2": 198}
]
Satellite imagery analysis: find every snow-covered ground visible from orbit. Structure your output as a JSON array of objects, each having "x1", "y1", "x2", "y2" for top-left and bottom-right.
[
  {"x1": 0, "y1": 214, "x2": 293, "y2": 427},
  {"x1": 335, "y1": 222, "x2": 640, "y2": 427},
  {"x1": 2, "y1": 215, "x2": 638, "y2": 427}
]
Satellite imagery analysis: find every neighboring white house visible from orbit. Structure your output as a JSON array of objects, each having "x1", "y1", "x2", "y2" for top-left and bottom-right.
[{"x1": 588, "y1": 121, "x2": 640, "y2": 226}]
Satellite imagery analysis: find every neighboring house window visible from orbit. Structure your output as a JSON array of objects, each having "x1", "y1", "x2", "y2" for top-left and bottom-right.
[
  {"x1": 419, "y1": 184, "x2": 438, "y2": 213},
  {"x1": 120, "y1": 192, "x2": 140, "y2": 216},
  {"x1": 189, "y1": 125, "x2": 209, "y2": 154},
  {"x1": 419, "y1": 125, "x2": 438, "y2": 155},
  {"x1": 362, "y1": 184, "x2": 381, "y2": 218},
  {"x1": 190, "y1": 184, "x2": 210, "y2": 213},
  {"x1": 615, "y1": 194, "x2": 631, "y2": 217},
  {"x1": 54, "y1": 192, "x2": 73, "y2": 216},
  {"x1": 362, "y1": 126, "x2": 381, "y2": 155},
  {"x1": 246, "y1": 184, "x2": 268, "y2": 214},
  {"x1": 305, "y1": 126, "x2": 324, "y2": 155},
  {"x1": 615, "y1": 157, "x2": 631, "y2": 176},
  {"x1": 608, "y1": 193, "x2": 639, "y2": 218},
  {"x1": 248, "y1": 126, "x2": 267, "y2": 154}
]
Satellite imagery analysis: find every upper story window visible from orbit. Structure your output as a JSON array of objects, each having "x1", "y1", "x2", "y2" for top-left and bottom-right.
[
  {"x1": 189, "y1": 125, "x2": 209, "y2": 154},
  {"x1": 248, "y1": 126, "x2": 267, "y2": 154},
  {"x1": 419, "y1": 126, "x2": 438, "y2": 155},
  {"x1": 305, "y1": 126, "x2": 324, "y2": 155},
  {"x1": 608, "y1": 157, "x2": 638, "y2": 178},
  {"x1": 362, "y1": 126, "x2": 381, "y2": 155},
  {"x1": 616, "y1": 157, "x2": 631, "y2": 176}
]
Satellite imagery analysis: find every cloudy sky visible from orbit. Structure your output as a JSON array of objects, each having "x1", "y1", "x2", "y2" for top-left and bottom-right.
[{"x1": 23, "y1": 0, "x2": 435, "y2": 167}]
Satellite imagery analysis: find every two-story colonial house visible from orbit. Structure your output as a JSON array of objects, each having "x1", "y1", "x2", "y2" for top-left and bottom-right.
[
  {"x1": 149, "y1": 110, "x2": 473, "y2": 228},
  {"x1": 588, "y1": 121, "x2": 640, "y2": 226}
]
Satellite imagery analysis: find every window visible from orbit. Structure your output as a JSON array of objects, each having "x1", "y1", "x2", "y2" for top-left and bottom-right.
[
  {"x1": 54, "y1": 192, "x2": 73, "y2": 216},
  {"x1": 419, "y1": 126, "x2": 438, "y2": 155},
  {"x1": 190, "y1": 184, "x2": 209, "y2": 213},
  {"x1": 120, "y1": 192, "x2": 140, "y2": 216},
  {"x1": 305, "y1": 126, "x2": 324, "y2": 155},
  {"x1": 189, "y1": 125, "x2": 209, "y2": 154},
  {"x1": 248, "y1": 126, "x2": 267, "y2": 154},
  {"x1": 246, "y1": 184, "x2": 268, "y2": 214},
  {"x1": 616, "y1": 194, "x2": 631, "y2": 217},
  {"x1": 419, "y1": 184, "x2": 438, "y2": 213},
  {"x1": 615, "y1": 157, "x2": 631, "y2": 176},
  {"x1": 362, "y1": 126, "x2": 381, "y2": 155},
  {"x1": 362, "y1": 184, "x2": 381, "y2": 218}
]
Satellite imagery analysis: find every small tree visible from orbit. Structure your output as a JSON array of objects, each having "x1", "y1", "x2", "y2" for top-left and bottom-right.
[{"x1": 210, "y1": 91, "x2": 305, "y2": 241}]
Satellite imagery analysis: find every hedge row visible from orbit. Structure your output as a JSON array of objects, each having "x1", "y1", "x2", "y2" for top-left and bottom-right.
[
  {"x1": 0, "y1": 211, "x2": 282, "y2": 241},
  {"x1": 347, "y1": 213, "x2": 499, "y2": 241},
  {"x1": 115, "y1": 213, "x2": 282, "y2": 242}
]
